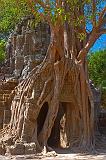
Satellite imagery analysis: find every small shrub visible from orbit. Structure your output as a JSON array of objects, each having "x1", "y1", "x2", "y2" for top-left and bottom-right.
[{"x1": 88, "y1": 50, "x2": 106, "y2": 108}]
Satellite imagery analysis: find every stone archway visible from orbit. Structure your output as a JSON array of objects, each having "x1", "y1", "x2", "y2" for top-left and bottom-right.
[{"x1": 47, "y1": 101, "x2": 79, "y2": 149}]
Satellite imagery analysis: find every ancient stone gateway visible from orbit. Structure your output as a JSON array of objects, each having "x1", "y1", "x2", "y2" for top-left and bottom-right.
[{"x1": 0, "y1": 17, "x2": 101, "y2": 155}]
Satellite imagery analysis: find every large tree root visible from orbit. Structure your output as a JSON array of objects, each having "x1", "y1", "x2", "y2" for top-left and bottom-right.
[
  {"x1": 0, "y1": 53, "x2": 69, "y2": 154},
  {"x1": 0, "y1": 49, "x2": 95, "y2": 155}
]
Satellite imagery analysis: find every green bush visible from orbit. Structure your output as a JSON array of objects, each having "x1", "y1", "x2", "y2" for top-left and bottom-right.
[
  {"x1": 88, "y1": 50, "x2": 106, "y2": 87},
  {"x1": 0, "y1": 0, "x2": 31, "y2": 62},
  {"x1": 88, "y1": 50, "x2": 106, "y2": 108},
  {"x1": 0, "y1": 0, "x2": 31, "y2": 35}
]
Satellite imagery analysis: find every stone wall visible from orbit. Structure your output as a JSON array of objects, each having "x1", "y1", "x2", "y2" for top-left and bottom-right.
[
  {"x1": 0, "y1": 17, "x2": 50, "y2": 79},
  {"x1": 8, "y1": 22, "x2": 50, "y2": 79},
  {"x1": 0, "y1": 17, "x2": 50, "y2": 130},
  {"x1": 0, "y1": 80, "x2": 18, "y2": 129}
]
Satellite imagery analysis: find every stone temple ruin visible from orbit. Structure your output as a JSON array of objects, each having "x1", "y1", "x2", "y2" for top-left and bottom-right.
[
  {"x1": 0, "y1": 16, "x2": 50, "y2": 130},
  {"x1": 0, "y1": 16, "x2": 105, "y2": 155}
]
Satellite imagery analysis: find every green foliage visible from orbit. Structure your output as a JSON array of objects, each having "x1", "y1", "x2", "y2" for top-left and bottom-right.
[
  {"x1": 0, "y1": 0, "x2": 105, "y2": 41},
  {"x1": 88, "y1": 50, "x2": 106, "y2": 108},
  {"x1": 0, "y1": 40, "x2": 6, "y2": 62},
  {"x1": 30, "y1": 0, "x2": 105, "y2": 40},
  {"x1": 88, "y1": 50, "x2": 106, "y2": 87},
  {"x1": 0, "y1": 0, "x2": 31, "y2": 35}
]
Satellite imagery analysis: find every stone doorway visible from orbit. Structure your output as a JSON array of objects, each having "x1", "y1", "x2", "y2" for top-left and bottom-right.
[
  {"x1": 37, "y1": 102, "x2": 49, "y2": 136},
  {"x1": 47, "y1": 102, "x2": 71, "y2": 149}
]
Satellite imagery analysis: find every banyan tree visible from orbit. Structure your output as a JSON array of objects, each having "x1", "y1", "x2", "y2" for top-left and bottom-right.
[{"x1": 0, "y1": 0, "x2": 106, "y2": 155}]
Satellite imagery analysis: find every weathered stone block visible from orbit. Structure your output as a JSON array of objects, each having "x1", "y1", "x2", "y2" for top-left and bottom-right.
[
  {"x1": 0, "y1": 101, "x2": 4, "y2": 108},
  {"x1": 15, "y1": 56, "x2": 24, "y2": 70},
  {"x1": 24, "y1": 143, "x2": 36, "y2": 154},
  {"x1": 0, "y1": 144, "x2": 5, "y2": 155},
  {"x1": 6, "y1": 143, "x2": 25, "y2": 155},
  {"x1": 3, "y1": 110, "x2": 11, "y2": 125}
]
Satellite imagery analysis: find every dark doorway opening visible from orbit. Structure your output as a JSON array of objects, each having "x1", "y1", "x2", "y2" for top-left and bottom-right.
[
  {"x1": 48, "y1": 102, "x2": 66, "y2": 148},
  {"x1": 37, "y1": 102, "x2": 49, "y2": 136}
]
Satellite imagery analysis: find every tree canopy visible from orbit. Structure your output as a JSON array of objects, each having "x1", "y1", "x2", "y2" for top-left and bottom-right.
[
  {"x1": 0, "y1": 0, "x2": 31, "y2": 61},
  {"x1": 26, "y1": 0, "x2": 106, "y2": 62},
  {"x1": 0, "y1": 0, "x2": 106, "y2": 45},
  {"x1": 0, "y1": 0, "x2": 31, "y2": 37}
]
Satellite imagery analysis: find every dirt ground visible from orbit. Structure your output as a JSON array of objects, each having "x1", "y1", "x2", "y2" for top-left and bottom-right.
[
  {"x1": 0, "y1": 135, "x2": 106, "y2": 160},
  {"x1": 0, "y1": 148, "x2": 106, "y2": 160},
  {"x1": 0, "y1": 153, "x2": 106, "y2": 160}
]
